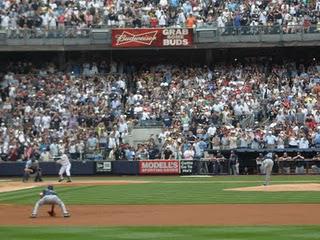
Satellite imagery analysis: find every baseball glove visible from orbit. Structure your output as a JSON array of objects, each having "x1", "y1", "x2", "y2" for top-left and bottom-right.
[{"x1": 47, "y1": 211, "x2": 56, "y2": 217}]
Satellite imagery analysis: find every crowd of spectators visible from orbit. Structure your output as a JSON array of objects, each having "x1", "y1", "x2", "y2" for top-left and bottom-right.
[
  {"x1": 1, "y1": 58, "x2": 320, "y2": 165},
  {"x1": 1, "y1": 0, "x2": 320, "y2": 37}
]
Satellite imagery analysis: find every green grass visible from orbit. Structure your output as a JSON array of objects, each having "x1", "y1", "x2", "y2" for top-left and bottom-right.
[
  {"x1": 0, "y1": 226, "x2": 320, "y2": 240},
  {"x1": 1, "y1": 175, "x2": 320, "y2": 205},
  {"x1": 1, "y1": 176, "x2": 320, "y2": 239}
]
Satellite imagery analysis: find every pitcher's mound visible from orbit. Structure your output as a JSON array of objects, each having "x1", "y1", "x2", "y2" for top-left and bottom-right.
[{"x1": 225, "y1": 183, "x2": 320, "y2": 192}]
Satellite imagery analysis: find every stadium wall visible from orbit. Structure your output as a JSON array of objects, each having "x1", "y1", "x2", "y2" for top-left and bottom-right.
[{"x1": 0, "y1": 149, "x2": 318, "y2": 177}]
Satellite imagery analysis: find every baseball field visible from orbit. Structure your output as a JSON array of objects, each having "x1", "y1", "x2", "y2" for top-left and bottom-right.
[{"x1": 0, "y1": 175, "x2": 320, "y2": 240}]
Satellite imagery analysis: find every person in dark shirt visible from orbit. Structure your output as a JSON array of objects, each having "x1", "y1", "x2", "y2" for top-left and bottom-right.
[
  {"x1": 149, "y1": 145, "x2": 160, "y2": 159},
  {"x1": 163, "y1": 146, "x2": 174, "y2": 159},
  {"x1": 22, "y1": 157, "x2": 42, "y2": 182},
  {"x1": 256, "y1": 153, "x2": 264, "y2": 174},
  {"x1": 163, "y1": 112, "x2": 172, "y2": 128},
  {"x1": 293, "y1": 152, "x2": 305, "y2": 174},
  {"x1": 215, "y1": 151, "x2": 225, "y2": 174},
  {"x1": 278, "y1": 152, "x2": 292, "y2": 174},
  {"x1": 228, "y1": 150, "x2": 239, "y2": 175},
  {"x1": 311, "y1": 152, "x2": 320, "y2": 174}
]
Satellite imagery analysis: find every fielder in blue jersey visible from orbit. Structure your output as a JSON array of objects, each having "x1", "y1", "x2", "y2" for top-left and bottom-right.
[{"x1": 31, "y1": 185, "x2": 70, "y2": 218}]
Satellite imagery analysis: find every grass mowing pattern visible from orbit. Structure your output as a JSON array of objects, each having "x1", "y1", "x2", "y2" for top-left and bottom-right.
[
  {"x1": 1, "y1": 176, "x2": 320, "y2": 205},
  {"x1": 1, "y1": 176, "x2": 320, "y2": 240},
  {"x1": 0, "y1": 226, "x2": 320, "y2": 240}
]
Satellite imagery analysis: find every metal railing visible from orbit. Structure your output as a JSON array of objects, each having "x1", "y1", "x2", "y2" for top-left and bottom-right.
[
  {"x1": 0, "y1": 27, "x2": 91, "y2": 39},
  {"x1": 196, "y1": 23, "x2": 320, "y2": 34},
  {"x1": 1, "y1": 24, "x2": 319, "y2": 35},
  {"x1": 195, "y1": 24, "x2": 320, "y2": 43},
  {"x1": 0, "y1": 24, "x2": 320, "y2": 46}
]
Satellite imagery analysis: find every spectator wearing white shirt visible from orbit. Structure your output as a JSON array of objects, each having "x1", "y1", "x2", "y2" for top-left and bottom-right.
[
  {"x1": 276, "y1": 133, "x2": 285, "y2": 149},
  {"x1": 118, "y1": 118, "x2": 128, "y2": 142},
  {"x1": 159, "y1": 0, "x2": 167, "y2": 7},
  {"x1": 68, "y1": 140, "x2": 78, "y2": 160},
  {"x1": 298, "y1": 136, "x2": 309, "y2": 149},
  {"x1": 288, "y1": 134, "x2": 299, "y2": 148},
  {"x1": 264, "y1": 131, "x2": 277, "y2": 149},
  {"x1": 41, "y1": 114, "x2": 51, "y2": 130},
  {"x1": 158, "y1": 11, "x2": 167, "y2": 27},
  {"x1": 183, "y1": 145, "x2": 194, "y2": 160},
  {"x1": 49, "y1": 141, "x2": 59, "y2": 157},
  {"x1": 207, "y1": 124, "x2": 217, "y2": 149},
  {"x1": 1, "y1": 13, "x2": 9, "y2": 30}
]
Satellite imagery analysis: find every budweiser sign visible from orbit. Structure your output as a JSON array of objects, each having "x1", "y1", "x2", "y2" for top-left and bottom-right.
[
  {"x1": 115, "y1": 30, "x2": 158, "y2": 46},
  {"x1": 112, "y1": 28, "x2": 193, "y2": 48}
]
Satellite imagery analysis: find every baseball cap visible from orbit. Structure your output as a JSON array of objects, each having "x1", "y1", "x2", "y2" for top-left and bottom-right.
[{"x1": 47, "y1": 185, "x2": 54, "y2": 190}]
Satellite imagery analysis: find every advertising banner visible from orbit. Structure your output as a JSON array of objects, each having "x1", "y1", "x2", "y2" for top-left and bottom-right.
[
  {"x1": 96, "y1": 161, "x2": 112, "y2": 173},
  {"x1": 180, "y1": 160, "x2": 194, "y2": 174},
  {"x1": 112, "y1": 28, "x2": 193, "y2": 48},
  {"x1": 139, "y1": 160, "x2": 180, "y2": 175}
]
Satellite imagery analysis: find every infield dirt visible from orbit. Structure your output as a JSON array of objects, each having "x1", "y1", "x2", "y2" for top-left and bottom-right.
[
  {"x1": 1, "y1": 180, "x2": 320, "y2": 226},
  {"x1": 0, "y1": 204, "x2": 320, "y2": 226}
]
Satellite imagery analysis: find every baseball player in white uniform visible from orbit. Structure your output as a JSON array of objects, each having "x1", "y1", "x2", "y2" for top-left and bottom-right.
[
  {"x1": 262, "y1": 153, "x2": 274, "y2": 186},
  {"x1": 56, "y1": 153, "x2": 72, "y2": 182}
]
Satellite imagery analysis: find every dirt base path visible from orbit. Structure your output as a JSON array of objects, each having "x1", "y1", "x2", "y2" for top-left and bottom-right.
[
  {"x1": 1, "y1": 204, "x2": 320, "y2": 226},
  {"x1": 0, "y1": 180, "x2": 151, "y2": 193}
]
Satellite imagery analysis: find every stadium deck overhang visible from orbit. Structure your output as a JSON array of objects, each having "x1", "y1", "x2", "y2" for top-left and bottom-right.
[
  {"x1": 1, "y1": 28, "x2": 320, "y2": 52},
  {"x1": 0, "y1": 40, "x2": 320, "y2": 52}
]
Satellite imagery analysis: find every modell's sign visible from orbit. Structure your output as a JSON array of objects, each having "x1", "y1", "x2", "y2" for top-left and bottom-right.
[
  {"x1": 139, "y1": 160, "x2": 180, "y2": 174},
  {"x1": 112, "y1": 28, "x2": 193, "y2": 48}
]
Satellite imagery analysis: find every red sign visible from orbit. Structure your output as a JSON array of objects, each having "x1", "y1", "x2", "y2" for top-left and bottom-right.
[
  {"x1": 112, "y1": 28, "x2": 193, "y2": 48},
  {"x1": 139, "y1": 160, "x2": 180, "y2": 175}
]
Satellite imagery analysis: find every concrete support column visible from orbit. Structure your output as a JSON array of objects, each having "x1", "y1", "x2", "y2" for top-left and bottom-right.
[
  {"x1": 205, "y1": 49, "x2": 213, "y2": 66},
  {"x1": 57, "y1": 52, "x2": 66, "y2": 71}
]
